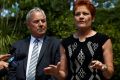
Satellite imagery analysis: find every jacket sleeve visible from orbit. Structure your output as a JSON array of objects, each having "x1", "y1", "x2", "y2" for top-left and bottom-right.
[
  {"x1": 7, "y1": 45, "x2": 17, "y2": 80},
  {"x1": 0, "y1": 68, "x2": 8, "y2": 78}
]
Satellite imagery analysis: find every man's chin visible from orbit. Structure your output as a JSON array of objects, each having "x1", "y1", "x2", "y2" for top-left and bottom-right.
[{"x1": 38, "y1": 32, "x2": 46, "y2": 36}]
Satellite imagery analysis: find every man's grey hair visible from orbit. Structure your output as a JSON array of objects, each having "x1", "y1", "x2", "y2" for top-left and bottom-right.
[{"x1": 26, "y1": 7, "x2": 46, "y2": 22}]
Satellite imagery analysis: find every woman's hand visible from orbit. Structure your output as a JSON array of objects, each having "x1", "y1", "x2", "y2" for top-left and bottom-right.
[
  {"x1": 89, "y1": 60, "x2": 106, "y2": 71},
  {"x1": 44, "y1": 62, "x2": 60, "y2": 77},
  {"x1": 44, "y1": 62, "x2": 66, "y2": 80}
]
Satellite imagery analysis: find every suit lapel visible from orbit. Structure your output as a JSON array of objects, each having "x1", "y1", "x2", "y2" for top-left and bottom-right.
[
  {"x1": 23, "y1": 37, "x2": 30, "y2": 72},
  {"x1": 37, "y1": 36, "x2": 50, "y2": 63},
  {"x1": 22, "y1": 36, "x2": 51, "y2": 71}
]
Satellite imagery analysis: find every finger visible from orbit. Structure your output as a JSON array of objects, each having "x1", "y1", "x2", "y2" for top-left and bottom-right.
[
  {"x1": 91, "y1": 60, "x2": 97, "y2": 63},
  {"x1": 0, "y1": 54, "x2": 10, "y2": 58},
  {"x1": 44, "y1": 67, "x2": 52, "y2": 74},
  {"x1": 90, "y1": 60, "x2": 97, "y2": 66},
  {"x1": 44, "y1": 66, "x2": 52, "y2": 70},
  {"x1": 57, "y1": 62, "x2": 61, "y2": 70},
  {"x1": 49, "y1": 65, "x2": 57, "y2": 69},
  {"x1": 90, "y1": 60, "x2": 99, "y2": 67},
  {"x1": 44, "y1": 66, "x2": 57, "y2": 75},
  {"x1": 3, "y1": 63, "x2": 9, "y2": 68},
  {"x1": 89, "y1": 63, "x2": 96, "y2": 68},
  {"x1": 0, "y1": 61, "x2": 9, "y2": 69},
  {"x1": 90, "y1": 60, "x2": 103, "y2": 69},
  {"x1": 0, "y1": 54, "x2": 11, "y2": 61},
  {"x1": 44, "y1": 65, "x2": 56, "y2": 72}
]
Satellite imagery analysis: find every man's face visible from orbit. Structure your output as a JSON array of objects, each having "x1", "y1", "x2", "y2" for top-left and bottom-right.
[{"x1": 27, "y1": 11, "x2": 47, "y2": 38}]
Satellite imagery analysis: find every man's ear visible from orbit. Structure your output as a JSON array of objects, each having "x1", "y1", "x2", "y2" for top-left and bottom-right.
[{"x1": 25, "y1": 21, "x2": 30, "y2": 29}]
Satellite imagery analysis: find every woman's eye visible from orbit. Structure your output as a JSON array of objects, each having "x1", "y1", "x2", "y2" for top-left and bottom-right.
[
  {"x1": 83, "y1": 12, "x2": 89, "y2": 15},
  {"x1": 75, "y1": 12, "x2": 80, "y2": 16}
]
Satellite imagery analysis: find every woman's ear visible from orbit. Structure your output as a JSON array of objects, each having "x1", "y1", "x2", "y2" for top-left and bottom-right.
[{"x1": 92, "y1": 17, "x2": 95, "y2": 22}]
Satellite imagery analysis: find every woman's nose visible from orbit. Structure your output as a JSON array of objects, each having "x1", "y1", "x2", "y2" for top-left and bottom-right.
[{"x1": 79, "y1": 14, "x2": 84, "y2": 18}]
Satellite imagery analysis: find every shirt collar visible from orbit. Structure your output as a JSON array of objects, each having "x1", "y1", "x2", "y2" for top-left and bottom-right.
[{"x1": 31, "y1": 35, "x2": 44, "y2": 43}]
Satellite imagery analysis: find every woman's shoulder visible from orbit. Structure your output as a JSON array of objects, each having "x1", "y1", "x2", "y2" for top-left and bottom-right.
[
  {"x1": 93, "y1": 32, "x2": 110, "y2": 45},
  {"x1": 61, "y1": 34, "x2": 76, "y2": 46},
  {"x1": 62, "y1": 35, "x2": 74, "y2": 42},
  {"x1": 95, "y1": 32, "x2": 109, "y2": 40}
]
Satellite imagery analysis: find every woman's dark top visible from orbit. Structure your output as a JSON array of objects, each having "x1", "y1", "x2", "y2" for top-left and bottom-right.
[{"x1": 61, "y1": 33, "x2": 109, "y2": 80}]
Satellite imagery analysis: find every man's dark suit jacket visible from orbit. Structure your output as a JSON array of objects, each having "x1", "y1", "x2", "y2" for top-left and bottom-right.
[
  {"x1": 0, "y1": 69, "x2": 8, "y2": 78},
  {"x1": 7, "y1": 36, "x2": 60, "y2": 80}
]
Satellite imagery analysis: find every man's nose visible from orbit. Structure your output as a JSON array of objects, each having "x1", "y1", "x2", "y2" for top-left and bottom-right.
[{"x1": 38, "y1": 20, "x2": 43, "y2": 25}]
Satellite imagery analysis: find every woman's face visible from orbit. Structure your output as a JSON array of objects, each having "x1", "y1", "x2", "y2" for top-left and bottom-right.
[{"x1": 74, "y1": 5, "x2": 94, "y2": 30}]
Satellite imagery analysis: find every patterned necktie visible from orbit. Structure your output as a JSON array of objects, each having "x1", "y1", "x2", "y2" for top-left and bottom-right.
[{"x1": 27, "y1": 39, "x2": 39, "y2": 80}]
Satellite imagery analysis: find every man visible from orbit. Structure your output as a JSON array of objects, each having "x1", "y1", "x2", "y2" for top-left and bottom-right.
[{"x1": 8, "y1": 7, "x2": 60, "y2": 80}]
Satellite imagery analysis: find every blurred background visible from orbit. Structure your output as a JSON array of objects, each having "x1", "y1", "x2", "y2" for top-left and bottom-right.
[{"x1": 0, "y1": 0, "x2": 120, "y2": 80}]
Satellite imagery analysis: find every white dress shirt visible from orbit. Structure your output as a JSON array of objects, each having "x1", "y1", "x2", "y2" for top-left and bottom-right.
[{"x1": 26, "y1": 35, "x2": 43, "y2": 79}]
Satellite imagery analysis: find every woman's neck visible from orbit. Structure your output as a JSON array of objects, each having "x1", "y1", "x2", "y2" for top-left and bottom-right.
[{"x1": 74, "y1": 29, "x2": 96, "y2": 42}]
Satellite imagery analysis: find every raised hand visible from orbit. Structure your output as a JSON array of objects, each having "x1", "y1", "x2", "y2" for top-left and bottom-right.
[{"x1": 0, "y1": 54, "x2": 11, "y2": 61}]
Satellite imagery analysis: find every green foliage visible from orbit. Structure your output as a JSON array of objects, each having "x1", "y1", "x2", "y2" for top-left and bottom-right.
[
  {"x1": 0, "y1": 11, "x2": 28, "y2": 53},
  {"x1": 47, "y1": 10, "x2": 75, "y2": 38},
  {"x1": 93, "y1": 8, "x2": 120, "y2": 80}
]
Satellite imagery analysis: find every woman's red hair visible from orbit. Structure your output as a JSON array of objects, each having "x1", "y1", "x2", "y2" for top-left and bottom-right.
[{"x1": 73, "y1": 0, "x2": 96, "y2": 18}]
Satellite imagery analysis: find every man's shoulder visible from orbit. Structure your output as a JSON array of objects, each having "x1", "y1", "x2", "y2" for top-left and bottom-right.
[
  {"x1": 44, "y1": 36, "x2": 61, "y2": 46},
  {"x1": 12, "y1": 37, "x2": 30, "y2": 45},
  {"x1": 45, "y1": 36, "x2": 60, "y2": 42}
]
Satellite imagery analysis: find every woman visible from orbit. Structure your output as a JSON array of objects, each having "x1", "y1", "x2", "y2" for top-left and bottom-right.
[
  {"x1": 61, "y1": 0, "x2": 114, "y2": 80},
  {"x1": 44, "y1": 0, "x2": 114, "y2": 80}
]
